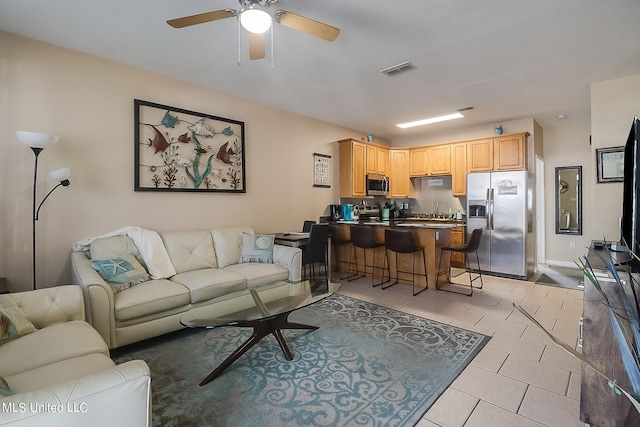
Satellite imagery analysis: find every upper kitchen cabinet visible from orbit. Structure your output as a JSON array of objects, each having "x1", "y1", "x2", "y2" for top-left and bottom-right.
[
  {"x1": 467, "y1": 132, "x2": 529, "y2": 172},
  {"x1": 389, "y1": 149, "x2": 414, "y2": 198},
  {"x1": 429, "y1": 144, "x2": 451, "y2": 175},
  {"x1": 366, "y1": 145, "x2": 389, "y2": 175},
  {"x1": 409, "y1": 148, "x2": 429, "y2": 176},
  {"x1": 494, "y1": 133, "x2": 527, "y2": 170},
  {"x1": 339, "y1": 139, "x2": 367, "y2": 197},
  {"x1": 451, "y1": 142, "x2": 467, "y2": 196}
]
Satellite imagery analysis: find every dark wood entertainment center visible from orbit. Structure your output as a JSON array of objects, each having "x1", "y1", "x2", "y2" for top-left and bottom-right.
[{"x1": 580, "y1": 245, "x2": 639, "y2": 426}]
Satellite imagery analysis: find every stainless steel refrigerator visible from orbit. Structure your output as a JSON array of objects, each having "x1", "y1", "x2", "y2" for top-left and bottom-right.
[{"x1": 466, "y1": 171, "x2": 533, "y2": 279}]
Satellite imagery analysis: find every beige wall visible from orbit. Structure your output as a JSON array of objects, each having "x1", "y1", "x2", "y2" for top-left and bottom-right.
[
  {"x1": 590, "y1": 74, "x2": 640, "y2": 243},
  {"x1": 0, "y1": 31, "x2": 374, "y2": 292}
]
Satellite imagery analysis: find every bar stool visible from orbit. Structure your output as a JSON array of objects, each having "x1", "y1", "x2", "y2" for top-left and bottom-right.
[
  {"x1": 347, "y1": 225, "x2": 387, "y2": 286},
  {"x1": 302, "y1": 224, "x2": 331, "y2": 279},
  {"x1": 328, "y1": 225, "x2": 352, "y2": 277},
  {"x1": 302, "y1": 220, "x2": 316, "y2": 233},
  {"x1": 437, "y1": 228, "x2": 484, "y2": 296},
  {"x1": 382, "y1": 229, "x2": 428, "y2": 296}
]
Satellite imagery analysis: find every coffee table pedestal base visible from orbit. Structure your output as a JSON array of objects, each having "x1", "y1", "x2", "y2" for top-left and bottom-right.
[{"x1": 199, "y1": 312, "x2": 318, "y2": 386}]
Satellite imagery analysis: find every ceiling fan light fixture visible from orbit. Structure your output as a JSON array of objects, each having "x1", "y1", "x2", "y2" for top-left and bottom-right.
[{"x1": 239, "y1": 7, "x2": 272, "y2": 34}]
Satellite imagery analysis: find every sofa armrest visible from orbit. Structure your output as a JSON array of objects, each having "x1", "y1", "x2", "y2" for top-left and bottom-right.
[
  {"x1": 70, "y1": 252, "x2": 117, "y2": 348},
  {"x1": 2, "y1": 286, "x2": 84, "y2": 330},
  {"x1": 272, "y1": 244, "x2": 302, "y2": 282},
  {"x1": 0, "y1": 360, "x2": 151, "y2": 427}
]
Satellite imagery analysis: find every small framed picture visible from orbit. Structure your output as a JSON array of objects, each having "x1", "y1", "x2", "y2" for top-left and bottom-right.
[
  {"x1": 313, "y1": 153, "x2": 331, "y2": 188},
  {"x1": 596, "y1": 146, "x2": 624, "y2": 183}
]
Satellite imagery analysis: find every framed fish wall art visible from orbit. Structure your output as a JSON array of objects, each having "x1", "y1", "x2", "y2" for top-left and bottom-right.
[{"x1": 134, "y1": 99, "x2": 246, "y2": 192}]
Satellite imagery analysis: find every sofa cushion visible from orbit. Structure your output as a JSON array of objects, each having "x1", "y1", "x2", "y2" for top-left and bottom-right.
[
  {"x1": 170, "y1": 269, "x2": 247, "y2": 303},
  {"x1": 212, "y1": 226, "x2": 254, "y2": 268},
  {"x1": 114, "y1": 279, "x2": 191, "y2": 321},
  {"x1": 91, "y1": 255, "x2": 151, "y2": 293},
  {"x1": 239, "y1": 233, "x2": 275, "y2": 264},
  {"x1": 160, "y1": 230, "x2": 217, "y2": 273},
  {"x1": 0, "y1": 297, "x2": 36, "y2": 346},
  {"x1": 223, "y1": 263, "x2": 290, "y2": 288},
  {"x1": 90, "y1": 235, "x2": 147, "y2": 270},
  {"x1": 0, "y1": 320, "x2": 108, "y2": 378},
  {"x1": 5, "y1": 353, "x2": 115, "y2": 394}
]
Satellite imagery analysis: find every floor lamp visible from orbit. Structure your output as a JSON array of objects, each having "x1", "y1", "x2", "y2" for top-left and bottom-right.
[{"x1": 16, "y1": 131, "x2": 71, "y2": 291}]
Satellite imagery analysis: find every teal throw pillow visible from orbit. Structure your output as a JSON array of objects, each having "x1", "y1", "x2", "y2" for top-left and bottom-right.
[
  {"x1": 239, "y1": 233, "x2": 275, "y2": 264},
  {"x1": 0, "y1": 376, "x2": 10, "y2": 397},
  {"x1": 0, "y1": 297, "x2": 36, "y2": 346},
  {"x1": 92, "y1": 255, "x2": 151, "y2": 293}
]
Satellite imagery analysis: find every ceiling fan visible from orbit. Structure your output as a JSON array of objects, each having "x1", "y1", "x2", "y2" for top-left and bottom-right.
[{"x1": 167, "y1": 0, "x2": 340, "y2": 60}]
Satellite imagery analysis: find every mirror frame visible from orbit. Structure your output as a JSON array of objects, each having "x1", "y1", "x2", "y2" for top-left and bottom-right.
[{"x1": 555, "y1": 166, "x2": 582, "y2": 235}]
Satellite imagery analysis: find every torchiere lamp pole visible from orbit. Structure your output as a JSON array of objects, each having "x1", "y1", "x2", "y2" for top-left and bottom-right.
[{"x1": 16, "y1": 131, "x2": 70, "y2": 290}]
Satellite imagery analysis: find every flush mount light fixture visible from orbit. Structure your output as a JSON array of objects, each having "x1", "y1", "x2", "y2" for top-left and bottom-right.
[
  {"x1": 396, "y1": 112, "x2": 464, "y2": 129},
  {"x1": 238, "y1": 1, "x2": 272, "y2": 33}
]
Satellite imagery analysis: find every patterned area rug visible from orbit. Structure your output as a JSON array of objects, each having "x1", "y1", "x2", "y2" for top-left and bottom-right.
[{"x1": 113, "y1": 294, "x2": 490, "y2": 427}]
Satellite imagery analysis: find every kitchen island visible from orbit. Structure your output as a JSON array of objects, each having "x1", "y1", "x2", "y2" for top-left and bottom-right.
[{"x1": 332, "y1": 221, "x2": 463, "y2": 290}]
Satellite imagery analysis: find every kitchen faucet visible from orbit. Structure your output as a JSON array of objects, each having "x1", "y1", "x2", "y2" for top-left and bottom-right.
[{"x1": 432, "y1": 201, "x2": 439, "y2": 216}]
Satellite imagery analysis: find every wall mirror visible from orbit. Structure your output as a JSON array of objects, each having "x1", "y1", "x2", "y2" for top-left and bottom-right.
[{"x1": 555, "y1": 166, "x2": 582, "y2": 235}]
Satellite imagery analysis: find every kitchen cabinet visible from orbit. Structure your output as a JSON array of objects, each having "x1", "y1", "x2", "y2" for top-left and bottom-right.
[
  {"x1": 409, "y1": 148, "x2": 429, "y2": 176},
  {"x1": 451, "y1": 142, "x2": 467, "y2": 196},
  {"x1": 450, "y1": 227, "x2": 465, "y2": 267},
  {"x1": 467, "y1": 133, "x2": 528, "y2": 173},
  {"x1": 429, "y1": 144, "x2": 451, "y2": 175},
  {"x1": 339, "y1": 139, "x2": 367, "y2": 197},
  {"x1": 389, "y1": 149, "x2": 414, "y2": 197},
  {"x1": 367, "y1": 145, "x2": 389, "y2": 175},
  {"x1": 494, "y1": 134, "x2": 526, "y2": 170}
]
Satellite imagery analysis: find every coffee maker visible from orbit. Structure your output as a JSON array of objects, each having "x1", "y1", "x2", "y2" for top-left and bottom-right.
[{"x1": 329, "y1": 204, "x2": 342, "y2": 221}]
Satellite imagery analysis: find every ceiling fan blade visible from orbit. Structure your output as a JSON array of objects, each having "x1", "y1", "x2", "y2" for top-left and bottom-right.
[
  {"x1": 275, "y1": 10, "x2": 340, "y2": 42},
  {"x1": 167, "y1": 9, "x2": 236, "y2": 28},
  {"x1": 249, "y1": 32, "x2": 266, "y2": 60}
]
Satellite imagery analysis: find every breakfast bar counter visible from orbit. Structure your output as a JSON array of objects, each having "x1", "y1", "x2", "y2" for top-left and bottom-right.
[{"x1": 331, "y1": 222, "x2": 461, "y2": 290}]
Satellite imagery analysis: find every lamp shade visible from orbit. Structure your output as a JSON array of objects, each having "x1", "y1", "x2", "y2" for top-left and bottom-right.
[
  {"x1": 238, "y1": 8, "x2": 272, "y2": 33},
  {"x1": 16, "y1": 131, "x2": 59, "y2": 149},
  {"x1": 49, "y1": 167, "x2": 70, "y2": 182}
]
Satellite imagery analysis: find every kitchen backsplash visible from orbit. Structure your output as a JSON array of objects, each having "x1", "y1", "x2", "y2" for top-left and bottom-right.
[{"x1": 339, "y1": 175, "x2": 466, "y2": 217}]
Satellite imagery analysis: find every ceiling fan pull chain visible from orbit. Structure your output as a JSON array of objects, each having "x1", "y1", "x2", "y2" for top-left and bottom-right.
[
  {"x1": 270, "y1": 24, "x2": 275, "y2": 69},
  {"x1": 237, "y1": 23, "x2": 242, "y2": 66}
]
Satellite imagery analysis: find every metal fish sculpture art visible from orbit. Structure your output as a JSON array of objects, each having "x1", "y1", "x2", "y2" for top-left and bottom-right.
[
  {"x1": 216, "y1": 141, "x2": 235, "y2": 165},
  {"x1": 147, "y1": 124, "x2": 170, "y2": 153},
  {"x1": 188, "y1": 120, "x2": 214, "y2": 137}
]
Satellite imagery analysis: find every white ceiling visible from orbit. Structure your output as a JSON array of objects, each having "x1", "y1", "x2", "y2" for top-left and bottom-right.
[{"x1": 2, "y1": 0, "x2": 640, "y2": 141}]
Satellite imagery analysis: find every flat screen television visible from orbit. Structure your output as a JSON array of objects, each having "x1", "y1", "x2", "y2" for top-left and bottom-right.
[{"x1": 621, "y1": 115, "x2": 640, "y2": 268}]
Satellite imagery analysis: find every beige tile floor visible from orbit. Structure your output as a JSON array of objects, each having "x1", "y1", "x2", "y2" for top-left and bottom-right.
[{"x1": 335, "y1": 270, "x2": 584, "y2": 427}]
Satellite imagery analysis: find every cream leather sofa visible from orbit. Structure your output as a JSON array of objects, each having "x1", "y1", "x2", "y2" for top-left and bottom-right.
[
  {"x1": 71, "y1": 226, "x2": 302, "y2": 349},
  {"x1": 0, "y1": 286, "x2": 151, "y2": 427}
]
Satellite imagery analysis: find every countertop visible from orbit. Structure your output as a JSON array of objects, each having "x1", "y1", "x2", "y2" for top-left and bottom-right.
[{"x1": 334, "y1": 219, "x2": 465, "y2": 229}]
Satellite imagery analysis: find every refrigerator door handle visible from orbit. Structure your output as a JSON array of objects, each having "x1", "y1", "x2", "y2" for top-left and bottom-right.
[
  {"x1": 490, "y1": 188, "x2": 495, "y2": 230},
  {"x1": 485, "y1": 188, "x2": 491, "y2": 230}
]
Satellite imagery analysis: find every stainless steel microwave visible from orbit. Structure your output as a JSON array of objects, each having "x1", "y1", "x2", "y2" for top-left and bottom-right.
[{"x1": 366, "y1": 174, "x2": 389, "y2": 196}]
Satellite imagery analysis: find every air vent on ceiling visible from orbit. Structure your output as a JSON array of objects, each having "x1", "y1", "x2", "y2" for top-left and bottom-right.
[{"x1": 380, "y1": 61, "x2": 416, "y2": 76}]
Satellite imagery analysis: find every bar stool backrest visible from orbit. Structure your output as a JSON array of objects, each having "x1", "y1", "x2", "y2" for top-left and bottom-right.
[
  {"x1": 385, "y1": 229, "x2": 419, "y2": 253},
  {"x1": 350, "y1": 225, "x2": 378, "y2": 249},
  {"x1": 463, "y1": 228, "x2": 484, "y2": 253}
]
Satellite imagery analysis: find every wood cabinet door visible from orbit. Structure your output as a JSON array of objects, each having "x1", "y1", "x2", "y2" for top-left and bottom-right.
[
  {"x1": 494, "y1": 134, "x2": 525, "y2": 170},
  {"x1": 409, "y1": 148, "x2": 428, "y2": 176},
  {"x1": 366, "y1": 145, "x2": 377, "y2": 174},
  {"x1": 352, "y1": 142, "x2": 367, "y2": 196},
  {"x1": 451, "y1": 142, "x2": 467, "y2": 196},
  {"x1": 450, "y1": 227, "x2": 465, "y2": 267},
  {"x1": 429, "y1": 144, "x2": 451, "y2": 175},
  {"x1": 467, "y1": 139, "x2": 494, "y2": 172},
  {"x1": 377, "y1": 147, "x2": 389, "y2": 175},
  {"x1": 390, "y1": 149, "x2": 411, "y2": 197}
]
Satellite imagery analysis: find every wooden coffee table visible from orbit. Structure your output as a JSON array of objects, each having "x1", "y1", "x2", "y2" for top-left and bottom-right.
[{"x1": 180, "y1": 278, "x2": 340, "y2": 385}]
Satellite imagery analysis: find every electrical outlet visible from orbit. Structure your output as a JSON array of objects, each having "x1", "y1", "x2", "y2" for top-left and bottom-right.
[
  {"x1": 569, "y1": 241, "x2": 576, "y2": 248},
  {"x1": 435, "y1": 231, "x2": 440, "y2": 240}
]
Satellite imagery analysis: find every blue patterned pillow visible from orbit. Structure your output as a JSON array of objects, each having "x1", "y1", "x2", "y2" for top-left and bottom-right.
[
  {"x1": 0, "y1": 376, "x2": 10, "y2": 397},
  {"x1": 92, "y1": 255, "x2": 150, "y2": 293},
  {"x1": 239, "y1": 233, "x2": 275, "y2": 264},
  {"x1": 0, "y1": 297, "x2": 36, "y2": 346}
]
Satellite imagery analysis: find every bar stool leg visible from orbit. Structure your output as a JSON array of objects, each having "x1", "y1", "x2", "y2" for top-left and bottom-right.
[
  {"x1": 412, "y1": 249, "x2": 428, "y2": 296},
  {"x1": 381, "y1": 251, "x2": 399, "y2": 290}
]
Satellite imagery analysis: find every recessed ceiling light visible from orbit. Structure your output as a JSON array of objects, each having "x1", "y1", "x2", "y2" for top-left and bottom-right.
[{"x1": 396, "y1": 112, "x2": 464, "y2": 129}]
